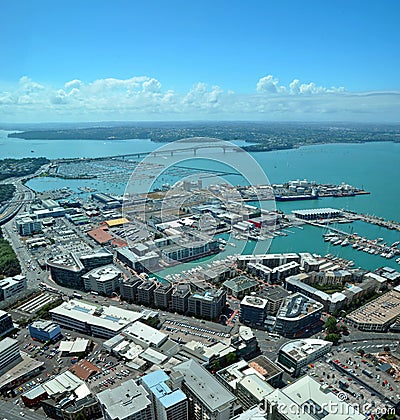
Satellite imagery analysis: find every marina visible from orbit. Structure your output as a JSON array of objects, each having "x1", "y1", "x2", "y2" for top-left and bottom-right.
[{"x1": 323, "y1": 231, "x2": 400, "y2": 260}]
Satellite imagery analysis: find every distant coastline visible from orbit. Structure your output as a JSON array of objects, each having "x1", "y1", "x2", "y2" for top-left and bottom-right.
[{"x1": 6, "y1": 122, "x2": 400, "y2": 153}]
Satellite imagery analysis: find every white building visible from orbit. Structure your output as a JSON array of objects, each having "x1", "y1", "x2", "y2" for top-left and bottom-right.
[
  {"x1": 82, "y1": 264, "x2": 122, "y2": 296},
  {"x1": 0, "y1": 338, "x2": 22, "y2": 376},
  {"x1": 277, "y1": 338, "x2": 332, "y2": 376},
  {"x1": 263, "y1": 375, "x2": 366, "y2": 420},
  {"x1": 15, "y1": 215, "x2": 42, "y2": 236},
  {"x1": 123, "y1": 321, "x2": 168, "y2": 348},
  {"x1": 171, "y1": 359, "x2": 235, "y2": 420},
  {"x1": 0, "y1": 275, "x2": 27, "y2": 301},
  {"x1": 97, "y1": 379, "x2": 153, "y2": 420},
  {"x1": 49, "y1": 300, "x2": 142, "y2": 338},
  {"x1": 141, "y1": 370, "x2": 188, "y2": 420}
]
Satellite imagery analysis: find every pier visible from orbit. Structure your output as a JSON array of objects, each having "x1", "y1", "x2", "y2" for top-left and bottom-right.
[{"x1": 343, "y1": 210, "x2": 400, "y2": 231}]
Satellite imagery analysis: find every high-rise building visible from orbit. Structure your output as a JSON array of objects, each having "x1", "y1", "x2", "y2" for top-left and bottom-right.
[
  {"x1": 154, "y1": 283, "x2": 172, "y2": 309},
  {"x1": 274, "y1": 293, "x2": 323, "y2": 338},
  {"x1": 120, "y1": 277, "x2": 143, "y2": 302},
  {"x1": 137, "y1": 280, "x2": 156, "y2": 305},
  {"x1": 15, "y1": 215, "x2": 42, "y2": 236},
  {"x1": 187, "y1": 289, "x2": 226, "y2": 320},
  {"x1": 0, "y1": 337, "x2": 22, "y2": 376},
  {"x1": 239, "y1": 295, "x2": 268, "y2": 325},
  {"x1": 171, "y1": 284, "x2": 191, "y2": 313},
  {"x1": 171, "y1": 359, "x2": 235, "y2": 420},
  {"x1": 0, "y1": 310, "x2": 14, "y2": 338},
  {"x1": 141, "y1": 370, "x2": 188, "y2": 420}
]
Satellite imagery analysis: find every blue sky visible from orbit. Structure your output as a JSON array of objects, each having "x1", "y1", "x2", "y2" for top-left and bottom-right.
[{"x1": 1, "y1": 0, "x2": 400, "y2": 122}]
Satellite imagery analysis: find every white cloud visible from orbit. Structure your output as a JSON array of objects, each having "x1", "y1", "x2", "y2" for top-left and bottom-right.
[
  {"x1": 259, "y1": 75, "x2": 345, "y2": 95},
  {"x1": 64, "y1": 79, "x2": 83, "y2": 90},
  {"x1": 256, "y1": 75, "x2": 286, "y2": 94},
  {"x1": 19, "y1": 76, "x2": 45, "y2": 92},
  {"x1": 0, "y1": 75, "x2": 398, "y2": 122},
  {"x1": 142, "y1": 78, "x2": 162, "y2": 93}
]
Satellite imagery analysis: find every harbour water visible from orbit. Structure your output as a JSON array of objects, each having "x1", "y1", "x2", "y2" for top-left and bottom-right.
[{"x1": 1, "y1": 130, "x2": 399, "y2": 271}]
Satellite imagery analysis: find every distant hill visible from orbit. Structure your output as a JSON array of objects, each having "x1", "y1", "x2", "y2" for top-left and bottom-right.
[{"x1": 6, "y1": 122, "x2": 400, "y2": 151}]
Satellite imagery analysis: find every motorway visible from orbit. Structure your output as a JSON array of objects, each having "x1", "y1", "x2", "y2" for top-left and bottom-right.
[{"x1": 0, "y1": 164, "x2": 50, "y2": 226}]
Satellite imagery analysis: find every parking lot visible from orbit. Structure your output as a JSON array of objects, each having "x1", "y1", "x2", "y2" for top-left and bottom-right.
[
  {"x1": 83, "y1": 349, "x2": 140, "y2": 394},
  {"x1": 161, "y1": 319, "x2": 231, "y2": 344},
  {"x1": 306, "y1": 344, "x2": 399, "y2": 418}
]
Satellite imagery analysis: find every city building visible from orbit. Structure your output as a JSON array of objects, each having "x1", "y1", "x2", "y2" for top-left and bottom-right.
[
  {"x1": 216, "y1": 356, "x2": 282, "y2": 409},
  {"x1": 0, "y1": 310, "x2": 14, "y2": 338},
  {"x1": 263, "y1": 375, "x2": 366, "y2": 420},
  {"x1": 82, "y1": 264, "x2": 122, "y2": 296},
  {"x1": 0, "y1": 274, "x2": 27, "y2": 301},
  {"x1": 291, "y1": 208, "x2": 341, "y2": 220},
  {"x1": 141, "y1": 370, "x2": 188, "y2": 420},
  {"x1": 222, "y1": 276, "x2": 258, "y2": 299},
  {"x1": 117, "y1": 247, "x2": 159, "y2": 273},
  {"x1": 270, "y1": 261, "x2": 300, "y2": 283},
  {"x1": 260, "y1": 286, "x2": 289, "y2": 315},
  {"x1": 187, "y1": 289, "x2": 226, "y2": 320},
  {"x1": 21, "y1": 370, "x2": 86, "y2": 409},
  {"x1": 137, "y1": 280, "x2": 156, "y2": 305},
  {"x1": 97, "y1": 379, "x2": 153, "y2": 420},
  {"x1": 246, "y1": 262, "x2": 272, "y2": 281},
  {"x1": 154, "y1": 283, "x2": 173, "y2": 309},
  {"x1": 236, "y1": 374, "x2": 274, "y2": 411},
  {"x1": 161, "y1": 239, "x2": 220, "y2": 263},
  {"x1": 79, "y1": 248, "x2": 113, "y2": 271},
  {"x1": 346, "y1": 290, "x2": 400, "y2": 332},
  {"x1": 28, "y1": 320, "x2": 62, "y2": 343},
  {"x1": 120, "y1": 277, "x2": 143, "y2": 302},
  {"x1": 240, "y1": 295, "x2": 268, "y2": 325},
  {"x1": 171, "y1": 359, "x2": 236, "y2": 420},
  {"x1": 0, "y1": 338, "x2": 22, "y2": 376},
  {"x1": 47, "y1": 249, "x2": 113, "y2": 289},
  {"x1": 123, "y1": 321, "x2": 168, "y2": 348},
  {"x1": 274, "y1": 293, "x2": 323, "y2": 338},
  {"x1": 277, "y1": 338, "x2": 332, "y2": 376},
  {"x1": 50, "y1": 300, "x2": 142, "y2": 339},
  {"x1": 285, "y1": 274, "x2": 347, "y2": 314},
  {"x1": 171, "y1": 284, "x2": 191, "y2": 313},
  {"x1": 299, "y1": 252, "x2": 321, "y2": 272},
  {"x1": 15, "y1": 214, "x2": 42, "y2": 236}
]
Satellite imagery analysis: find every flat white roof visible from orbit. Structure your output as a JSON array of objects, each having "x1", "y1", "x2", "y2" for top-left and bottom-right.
[
  {"x1": 50, "y1": 300, "x2": 142, "y2": 332},
  {"x1": 123, "y1": 321, "x2": 167, "y2": 347}
]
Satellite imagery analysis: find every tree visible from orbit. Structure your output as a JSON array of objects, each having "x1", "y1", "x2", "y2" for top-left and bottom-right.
[
  {"x1": 384, "y1": 346, "x2": 391, "y2": 353},
  {"x1": 324, "y1": 316, "x2": 338, "y2": 334},
  {"x1": 325, "y1": 333, "x2": 340, "y2": 344},
  {"x1": 225, "y1": 352, "x2": 237, "y2": 365}
]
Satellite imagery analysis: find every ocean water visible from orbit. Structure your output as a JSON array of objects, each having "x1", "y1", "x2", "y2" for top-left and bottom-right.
[{"x1": 1, "y1": 130, "x2": 399, "y2": 271}]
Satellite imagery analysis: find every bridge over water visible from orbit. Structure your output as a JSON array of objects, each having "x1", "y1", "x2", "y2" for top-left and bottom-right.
[{"x1": 54, "y1": 143, "x2": 244, "y2": 164}]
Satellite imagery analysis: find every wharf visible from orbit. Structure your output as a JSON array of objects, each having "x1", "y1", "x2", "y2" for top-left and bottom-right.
[{"x1": 343, "y1": 210, "x2": 400, "y2": 231}]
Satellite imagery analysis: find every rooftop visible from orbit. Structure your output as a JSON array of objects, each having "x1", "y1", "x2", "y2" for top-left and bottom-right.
[
  {"x1": 97, "y1": 379, "x2": 151, "y2": 419},
  {"x1": 241, "y1": 295, "x2": 268, "y2": 309},
  {"x1": 347, "y1": 290, "x2": 400, "y2": 326},
  {"x1": 141, "y1": 370, "x2": 187, "y2": 408},
  {"x1": 50, "y1": 300, "x2": 142, "y2": 332},
  {"x1": 276, "y1": 293, "x2": 323, "y2": 321},
  {"x1": 280, "y1": 339, "x2": 332, "y2": 361},
  {"x1": 172, "y1": 359, "x2": 235, "y2": 412},
  {"x1": 223, "y1": 275, "x2": 258, "y2": 293}
]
